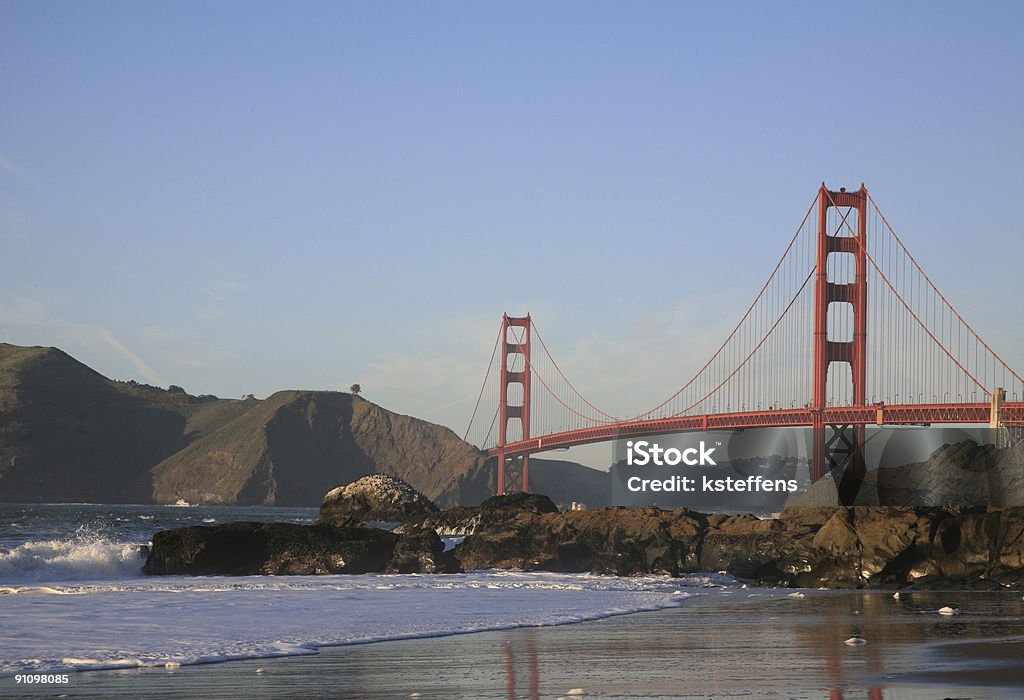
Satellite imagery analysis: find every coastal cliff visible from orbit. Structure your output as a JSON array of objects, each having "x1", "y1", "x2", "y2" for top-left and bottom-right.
[{"x1": 0, "y1": 343, "x2": 608, "y2": 507}]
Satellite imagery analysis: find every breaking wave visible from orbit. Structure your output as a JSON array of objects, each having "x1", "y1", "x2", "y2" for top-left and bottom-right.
[{"x1": 0, "y1": 530, "x2": 146, "y2": 583}]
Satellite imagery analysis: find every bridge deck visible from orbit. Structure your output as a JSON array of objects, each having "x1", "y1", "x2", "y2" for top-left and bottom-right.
[{"x1": 488, "y1": 402, "x2": 1024, "y2": 458}]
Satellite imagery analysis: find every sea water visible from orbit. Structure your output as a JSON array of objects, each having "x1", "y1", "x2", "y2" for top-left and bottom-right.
[{"x1": 0, "y1": 503, "x2": 732, "y2": 674}]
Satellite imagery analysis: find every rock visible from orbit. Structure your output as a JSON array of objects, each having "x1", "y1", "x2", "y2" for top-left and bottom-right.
[
  {"x1": 145, "y1": 501, "x2": 1024, "y2": 588},
  {"x1": 386, "y1": 525, "x2": 460, "y2": 574},
  {"x1": 454, "y1": 502, "x2": 1024, "y2": 588},
  {"x1": 143, "y1": 520, "x2": 460, "y2": 575},
  {"x1": 399, "y1": 492, "x2": 560, "y2": 537},
  {"x1": 398, "y1": 505, "x2": 482, "y2": 537},
  {"x1": 479, "y1": 492, "x2": 560, "y2": 517},
  {"x1": 457, "y1": 503, "x2": 707, "y2": 576},
  {"x1": 698, "y1": 513, "x2": 792, "y2": 581},
  {"x1": 319, "y1": 475, "x2": 439, "y2": 524}
]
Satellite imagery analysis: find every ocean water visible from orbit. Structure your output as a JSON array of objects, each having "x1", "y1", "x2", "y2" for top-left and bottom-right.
[{"x1": 0, "y1": 503, "x2": 732, "y2": 675}]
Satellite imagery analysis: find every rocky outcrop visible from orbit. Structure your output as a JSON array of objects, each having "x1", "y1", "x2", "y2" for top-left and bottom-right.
[
  {"x1": 143, "y1": 520, "x2": 460, "y2": 575},
  {"x1": 319, "y1": 475, "x2": 439, "y2": 524},
  {"x1": 454, "y1": 502, "x2": 1024, "y2": 588},
  {"x1": 455, "y1": 502, "x2": 705, "y2": 575},
  {"x1": 142, "y1": 497, "x2": 1024, "y2": 587},
  {"x1": 399, "y1": 492, "x2": 560, "y2": 536}
]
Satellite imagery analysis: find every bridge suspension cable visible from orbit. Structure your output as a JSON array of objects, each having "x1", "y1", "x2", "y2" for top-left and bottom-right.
[
  {"x1": 825, "y1": 188, "x2": 1024, "y2": 405},
  {"x1": 463, "y1": 324, "x2": 502, "y2": 443},
  {"x1": 465, "y1": 185, "x2": 1024, "y2": 453}
]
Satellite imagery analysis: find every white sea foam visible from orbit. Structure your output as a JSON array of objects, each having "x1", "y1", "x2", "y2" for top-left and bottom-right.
[
  {"x1": 0, "y1": 536, "x2": 145, "y2": 583},
  {"x1": 0, "y1": 571, "x2": 739, "y2": 674}
]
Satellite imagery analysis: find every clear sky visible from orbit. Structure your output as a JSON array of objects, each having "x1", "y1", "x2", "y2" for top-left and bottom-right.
[{"x1": 2, "y1": 2, "x2": 1022, "y2": 466}]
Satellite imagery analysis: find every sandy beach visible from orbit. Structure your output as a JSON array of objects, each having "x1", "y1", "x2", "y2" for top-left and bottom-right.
[{"x1": 9, "y1": 588, "x2": 1024, "y2": 699}]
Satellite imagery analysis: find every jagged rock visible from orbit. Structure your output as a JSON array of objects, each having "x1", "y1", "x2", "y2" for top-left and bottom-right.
[
  {"x1": 319, "y1": 475, "x2": 439, "y2": 524},
  {"x1": 143, "y1": 520, "x2": 460, "y2": 575},
  {"x1": 399, "y1": 492, "x2": 560, "y2": 537},
  {"x1": 455, "y1": 503, "x2": 1024, "y2": 587},
  {"x1": 456, "y1": 503, "x2": 707, "y2": 576},
  {"x1": 145, "y1": 496, "x2": 1024, "y2": 587},
  {"x1": 387, "y1": 525, "x2": 459, "y2": 574},
  {"x1": 479, "y1": 492, "x2": 560, "y2": 516},
  {"x1": 698, "y1": 513, "x2": 792, "y2": 581},
  {"x1": 399, "y1": 506, "x2": 482, "y2": 537}
]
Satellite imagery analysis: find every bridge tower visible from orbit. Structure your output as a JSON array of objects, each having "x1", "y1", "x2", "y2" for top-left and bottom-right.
[
  {"x1": 497, "y1": 313, "x2": 531, "y2": 494},
  {"x1": 812, "y1": 184, "x2": 867, "y2": 495}
]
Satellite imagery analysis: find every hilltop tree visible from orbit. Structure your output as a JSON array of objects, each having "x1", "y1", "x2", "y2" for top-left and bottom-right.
[{"x1": 350, "y1": 383, "x2": 362, "y2": 395}]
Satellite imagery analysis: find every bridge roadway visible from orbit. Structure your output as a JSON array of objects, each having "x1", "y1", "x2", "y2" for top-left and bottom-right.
[{"x1": 488, "y1": 401, "x2": 1024, "y2": 458}]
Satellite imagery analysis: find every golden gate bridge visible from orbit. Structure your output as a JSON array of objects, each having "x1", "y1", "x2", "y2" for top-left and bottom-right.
[{"x1": 465, "y1": 184, "x2": 1024, "y2": 500}]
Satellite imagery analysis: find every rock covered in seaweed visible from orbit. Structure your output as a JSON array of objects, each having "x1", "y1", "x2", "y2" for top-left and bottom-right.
[{"x1": 319, "y1": 474, "x2": 439, "y2": 524}]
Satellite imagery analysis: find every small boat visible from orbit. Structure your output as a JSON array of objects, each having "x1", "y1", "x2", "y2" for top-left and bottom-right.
[{"x1": 169, "y1": 499, "x2": 193, "y2": 507}]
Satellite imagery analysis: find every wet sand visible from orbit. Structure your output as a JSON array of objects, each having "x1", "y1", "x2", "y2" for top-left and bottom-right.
[{"x1": 9, "y1": 588, "x2": 1024, "y2": 699}]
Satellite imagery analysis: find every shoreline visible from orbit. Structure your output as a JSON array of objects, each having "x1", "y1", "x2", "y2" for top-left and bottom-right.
[
  {"x1": 0, "y1": 569, "x2": 707, "y2": 677},
  {"x1": 9, "y1": 588, "x2": 1024, "y2": 699}
]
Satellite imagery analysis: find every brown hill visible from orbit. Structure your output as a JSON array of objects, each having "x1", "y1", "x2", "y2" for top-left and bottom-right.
[
  {"x1": 0, "y1": 343, "x2": 610, "y2": 507},
  {"x1": 146, "y1": 390, "x2": 493, "y2": 507},
  {"x1": 0, "y1": 344, "x2": 204, "y2": 502}
]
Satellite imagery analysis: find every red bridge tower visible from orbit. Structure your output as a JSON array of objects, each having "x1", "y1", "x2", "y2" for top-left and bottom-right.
[
  {"x1": 497, "y1": 314, "x2": 531, "y2": 494},
  {"x1": 812, "y1": 184, "x2": 867, "y2": 495}
]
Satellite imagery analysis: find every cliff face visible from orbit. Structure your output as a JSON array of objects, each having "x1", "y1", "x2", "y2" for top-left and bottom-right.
[
  {"x1": 147, "y1": 391, "x2": 491, "y2": 507},
  {"x1": 0, "y1": 344, "x2": 196, "y2": 502},
  {"x1": 0, "y1": 343, "x2": 608, "y2": 507}
]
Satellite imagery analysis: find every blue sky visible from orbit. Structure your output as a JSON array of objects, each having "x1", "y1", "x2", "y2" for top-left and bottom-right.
[{"x1": 2, "y1": 2, "x2": 1022, "y2": 464}]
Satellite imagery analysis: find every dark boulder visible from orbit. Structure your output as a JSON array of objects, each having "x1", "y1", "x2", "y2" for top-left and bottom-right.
[
  {"x1": 387, "y1": 525, "x2": 459, "y2": 574},
  {"x1": 456, "y1": 504, "x2": 706, "y2": 576},
  {"x1": 479, "y1": 492, "x2": 559, "y2": 517},
  {"x1": 144, "y1": 519, "x2": 460, "y2": 575},
  {"x1": 400, "y1": 492, "x2": 560, "y2": 537}
]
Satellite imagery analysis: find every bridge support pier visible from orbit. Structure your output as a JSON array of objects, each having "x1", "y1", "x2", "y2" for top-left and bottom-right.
[
  {"x1": 812, "y1": 185, "x2": 867, "y2": 498},
  {"x1": 496, "y1": 453, "x2": 529, "y2": 495},
  {"x1": 991, "y1": 387, "x2": 1024, "y2": 448},
  {"x1": 497, "y1": 314, "x2": 531, "y2": 494},
  {"x1": 815, "y1": 423, "x2": 866, "y2": 503}
]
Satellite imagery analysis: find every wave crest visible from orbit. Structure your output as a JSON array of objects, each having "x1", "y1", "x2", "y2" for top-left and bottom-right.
[{"x1": 0, "y1": 534, "x2": 145, "y2": 583}]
